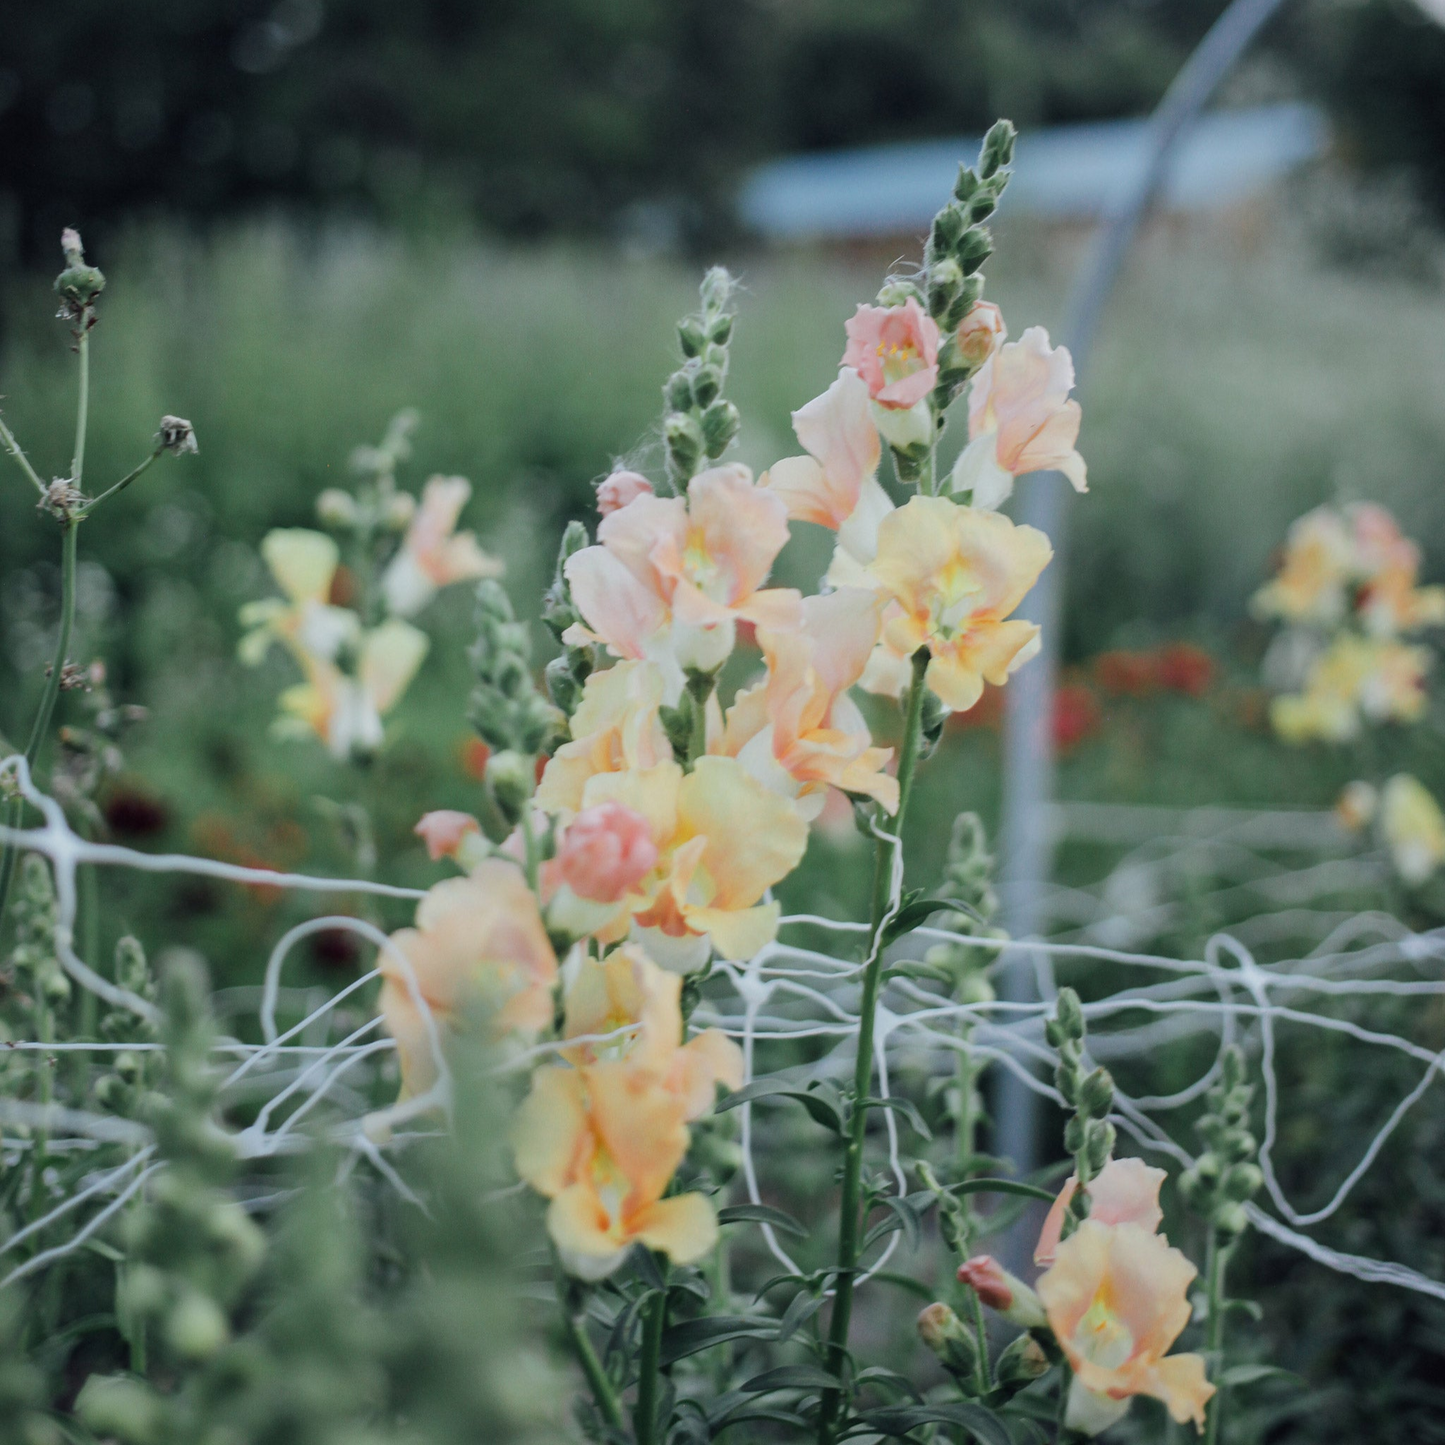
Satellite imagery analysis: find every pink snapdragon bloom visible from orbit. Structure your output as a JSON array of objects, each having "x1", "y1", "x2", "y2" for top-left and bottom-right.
[
  {"x1": 957, "y1": 1256, "x2": 1046, "y2": 1328},
  {"x1": 955, "y1": 300, "x2": 1006, "y2": 369},
  {"x1": 952, "y1": 326, "x2": 1087, "y2": 510},
  {"x1": 414, "y1": 809, "x2": 482, "y2": 862},
  {"x1": 1034, "y1": 1156, "x2": 1167, "y2": 1267},
  {"x1": 381, "y1": 476, "x2": 503, "y2": 617},
  {"x1": 597, "y1": 469, "x2": 655, "y2": 516},
  {"x1": 563, "y1": 464, "x2": 801, "y2": 689},
  {"x1": 843, "y1": 299, "x2": 941, "y2": 409},
  {"x1": 556, "y1": 801, "x2": 659, "y2": 903}
]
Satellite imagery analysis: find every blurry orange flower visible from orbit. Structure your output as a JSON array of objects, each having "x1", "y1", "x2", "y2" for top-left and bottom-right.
[
  {"x1": 381, "y1": 476, "x2": 502, "y2": 618},
  {"x1": 1034, "y1": 1157, "x2": 1167, "y2": 1268},
  {"x1": 1093, "y1": 650, "x2": 1157, "y2": 697},
  {"x1": 1154, "y1": 643, "x2": 1215, "y2": 697}
]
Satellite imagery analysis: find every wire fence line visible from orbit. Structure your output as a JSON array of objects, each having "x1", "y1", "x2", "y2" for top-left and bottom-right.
[{"x1": 3, "y1": 755, "x2": 1443, "y2": 1311}]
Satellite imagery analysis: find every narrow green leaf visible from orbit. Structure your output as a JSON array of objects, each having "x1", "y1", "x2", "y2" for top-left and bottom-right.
[
  {"x1": 659, "y1": 1315, "x2": 776, "y2": 1366},
  {"x1": 861, "y1": 1096, "x2": 933, "y2": 1140},
  {"x1": 714, "y1": 1078, "x2": 845, "y2": 1135},
  {"x1": 1220, "y1": 1363, "x2": 1302, "y2": 1389},
  {"x1": 855, "y1": 1401, "x2": 1012, "y2": 1444},
  {"x1": 741, "y1": 1363, "x2": 842, "y2": 1394},
  {"x1": 717, "y1": 1203, "x2": 808, "y2": 1238},
  {"x1": 947, "y1": 1178, "x2": 1056, "y2": 1203}
]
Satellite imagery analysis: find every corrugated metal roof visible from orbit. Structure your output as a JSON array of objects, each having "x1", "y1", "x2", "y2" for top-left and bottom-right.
[{"x1": 739, "y1": 102, "x2": 1329, "y2": 240}]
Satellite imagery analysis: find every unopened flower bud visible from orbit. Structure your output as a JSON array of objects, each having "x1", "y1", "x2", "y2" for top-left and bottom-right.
[
  {"x1": 486, "y1": 750, "x2": 534, "y2": 822},
  {"x1": 876, "y1": 278, "x2": 925, "y2": 309},
  {"x1": 955, "y1": 300, "x2": 1006, "y2": 369},
  {"x1": 958, "y1": 1256, "x2": 1047, "y2": 1329},
  {"x1": 664, "y1": 411, "x2": 704, "y2": 473},
  {"x1": 596, "y1": 469, "x2": 653, "y2": 517},
  {"x1": 705, "y1": 311, "x2": 733, "y2": 344},
  {"x1": 1079, "y1": 1067, "x2": 1114, "y2": 1118},
  {"x1": 166, "y1": 1288, "x2": 229, "y2": 1360},
  {"x1": 980, "y1": 118, "x2": 1017, "y2": 179},
  {"x1": 994, "y1": 1332, "x2": 1049, "y2": 1391},
  {"x1": 1063, "y1": 1115, "x2": 1086, "y2": 1155},
  {"x1": 927, "y1": 258, "x2": 964, "y2": 319},
  {"x1": 157, "y1": 415, "x2": 198, "y2": 456},
  {"x1": 678, "y1": 317, "x2": 707, "y2": 358},
  {"x1": 316, "y1": 488, "x2": 358, "y2": 528},
  {"x1": 700, "y1": 399, "x2": 740, "y2": 458},
  {"x1": 75, "y1": 1375, "x2": 164, "y2": 1444},
  {"x1": 700, "y1": 266, "x2": 734, "y2": 313},
  {"x1": 916, "y1": 1302, "x2": 979, "y2": 1378},
  {"x1": 1215, "y1": 1201, "x2": 1249, "y2": 1237},
  {"x1": 1085, "y1": 1119, "x2": 1116, "y2": 1173},
  {"x1": 1220, "y1": 1045, "x2": 1247, "y2": 1092},
  {"x1": 1224, "y1": 1162, "x2": 1263, "y2": 1202},
  {"x1": 956, "y1": 227, "x2": 993, "y2": 277},
  {"x1": 1054, "y1": 987, "x2": 1085, "y2": 1041},
  {"x1": 930, "y1": 203, "x2": 966, "y2": 257},
  {"x1": 54, "y1": 229, "x2": 106, "y2": 318},
  {"x1": 415, "y1": 810, "x2": 483, "y2": 863},
  {"x1": 692, "y1": 364, "x2": 723, "y2": 409},
  {"x1": 544, "y1": 655, "x2": 583, "y2": 714},
  {"x1": 664, "y1": 371, "x2": 695, "y2": 412},
  {"x1": 384, "y1": 491, "x2": 417, "y2": 530}
]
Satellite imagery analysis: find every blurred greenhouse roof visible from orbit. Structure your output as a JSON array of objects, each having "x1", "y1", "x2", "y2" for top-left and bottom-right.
[{"x1": 739, "y1": 102, "x2": 1329, "y2": 240}]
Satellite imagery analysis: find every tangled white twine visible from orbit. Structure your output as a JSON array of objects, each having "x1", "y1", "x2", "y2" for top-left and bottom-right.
[{"x1": 4, "y1": 755, "x2": 1444, "y2": 1311}]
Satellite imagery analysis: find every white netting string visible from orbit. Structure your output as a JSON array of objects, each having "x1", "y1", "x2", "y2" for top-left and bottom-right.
[{"x1": 4, "y1": 752, "x2": 1444, "y2": 1309}]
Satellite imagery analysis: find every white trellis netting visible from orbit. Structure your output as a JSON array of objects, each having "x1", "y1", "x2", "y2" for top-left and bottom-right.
[{"x1": 4, "y1": 752, "x2": 1444, "y2": 1313}]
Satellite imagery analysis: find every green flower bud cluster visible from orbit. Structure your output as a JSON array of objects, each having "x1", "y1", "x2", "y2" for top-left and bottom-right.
[
  {"x1": 1048, "y1": 988, "x2": 1116, "y2": 1215},
  {"x1": 664, "y1": 267, "x2": 740, "y2": 489},
  {"x1": 925, "y1": 119, "x2": 1015, "y2": 401},
  {"x1": 1180, "y1": 1045, "x2": 1262, "y2": 1240},
  {"x1": 924, "y1": 814, "x2": 1004, "y2": 1005},
  {"x1": 9, "y1": 855, "x2": 69, "y2": 1005},
  {"x1": 0, "y1": 1291, "x2": 59, "y2": 1445},
  {"x1": 540, "y1": 520, "x2": 595, "y2": 719},
  {"x1": 117, "y1": 956, "x2": 266, "y2": 1379},
  {"x1": 320, "y1": 409, "x2": 422, "y2": 539},
  {"x1": 468, "y1": 580, "x2": 564, "y2": 773},
  {"x1": 54, "y1": 228, "x2": 105, "y2": 326},
  {"x1": 93, "y1": 936, "x2": 159, "y2": 1114}
]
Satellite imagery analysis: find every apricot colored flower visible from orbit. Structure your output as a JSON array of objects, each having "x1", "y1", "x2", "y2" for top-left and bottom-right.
[
  {"x1": 1381, "y1": 774, "x2": 1445, "y2": 885},
  {"x1": 951, "y1": 327, "x2": 1087, "y2": 510},
  {"x1": 596, "y1": 468, "x2": 654, "y2": 516},
  {"x1": 563, "y1": 945, "x2": 742, "y2": 1115},
  {"x1": 957, "y1": 1256, "x2": 1046, "y2": 1329},
  {"x1": 864, "y1": 496, "x2": 1052, "y2": 713},
  {"x1": 239, "y1": 529, "x2": 359, "y2": 667},
  {"x1": 720, "y1": 588, "x2": 897, "y2": 817},
  {"x1": 556, "y1": 801, "x2": 659, "y2": 903},
  {"x1": 379, "y1": 859, "x2": 559, "y2": 1097},
  {"x1": 536, "y1": 660, "x2": 674, "y2": 812},
  {"x1": 580, "y1": 756, "x2": 808, "y2": 966},
  {"x1": 512, "y1": 1060, "x2": 717, "y2": 1278},
  {"x1": 415, "y1": 809, "x2": 482, "y2": 862},
  {"x1": 1037, "y1": 1220, "x2": 1214, "y2": 1435},
  {"x1": 1271, "y1": 635, "x2": 1429, "y2": 743},
  {"x1": 1335, "y1": 780, "x2": 1378, "y2": 833},
  {"x1": 1035, "y1": 1157, "x2": 1167, "y2": 1267},
  {"x1": 564, "y1": 464, "x2": 801, "y2": 692},
  {"x1": 274, "y1": 618, "x2": 428, "y2": 759},
  {"x1": 380, "y1": 476, "x2": 502, "y2": 617},
  {"x1": 843, "y1": 299, "x2": 941, "y2": 410},
  {"x1": 1251, "y1": 507, "x2": 1354, "y2": 627},
  {"x1": 955, "y1": 299, "x2": 1006, "y2": 369}
]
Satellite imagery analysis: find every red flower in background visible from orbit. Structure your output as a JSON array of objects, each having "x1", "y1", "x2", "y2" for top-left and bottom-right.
[
  {"x1": 459, "y1": 736, "x2": 491, "y2": 780},
  {"x1": 1154, "y1": 642, "x2": 1215, "y2": 697},
  {"x1": 1093, "y1": 650, "x2": 1157, "y2": 696},
  {"x1": 1052, "y1": 684, "x2": 1101, "y2": 751}
]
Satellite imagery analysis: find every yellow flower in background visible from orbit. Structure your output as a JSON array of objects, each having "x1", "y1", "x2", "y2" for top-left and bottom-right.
[
  {"x1": 511, "y1": 1060, "x2": 717, "y2": 1279},
  {"x1": 381, "y1": 475, "x2": 503, "y2": 618},
  {"x1": 581, "y1": 756, "x2": 809, "y2": 969},
  {"x1": 535, "y1": 660, "x2": 674, "y2": 813},
  {"x1": 1270, "y1": 634, "x2": 1429, "y2": 744},
  {"x1": 562, "y1": 945, "x2": 743, "y2": 1117},
  {"x1": 239, "y1": 528, "x2": 359, "y2": 667},
  {"x1": 720, "y1": 587, "x2": 897, "y2": 817},
  {"x1": 1037, "y1": 1220, "x2": 1214, "y2": 1436},
  {"x1": 864, "y1": 495, "x2": 1052, "y2": 713},
  {"x1": 274, "y1": 616, "x2": 428, "y2": 759},
  {"x1": 1251, "y1": 507, "x2": 1354, "y2": 627},
  {"x1": 1381, "y1": 774, "x2": 1445, "y2": 885},
  {"x1": 379, "y1": 859, "x2": 559, "y2": 1098}
]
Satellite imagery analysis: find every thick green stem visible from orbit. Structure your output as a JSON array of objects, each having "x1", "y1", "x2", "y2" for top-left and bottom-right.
[
  {"x1": 817, "y1": 647, "x2": 931, "y2": 1443},
  {"x1": 0, "y1": 414, "x2": 47, "y2": 496},
  {"x1": 0, "y1": 520, "x2": 80, "y2": 933},
  {"x1": 635, "y1": 1273, "x2": 669, "y2": 1445},
  {"x1": 1203, "y1": 1231, "x2": 1231, "y2": 1445},
  {"x1": 565, "y1": 1300, "x2": 625, "y2": 1434}
]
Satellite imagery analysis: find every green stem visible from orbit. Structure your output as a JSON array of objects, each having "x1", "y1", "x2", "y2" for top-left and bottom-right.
[
  {"x1": 79, "y1": 447, "x2": 162, "y2": 516},
  {"x1": 1057, "y1": 1361, "x2": 1073, "y2": 1441},
  {"x1": 564, "y1": 1296, "x2": 625, "y2": 1434},
  {"x1": 0, "y1": 520, "x2": 80, "y2": 934},
  {"x1": 817, "y1": 647, "x2": 930, "y2": 1443},
  {"x1": 71, "y1": 327, "x2": 90, "y2": 487},
  {"x1": 635, "y1": 1270, "x2": 669, "y2": 1445},
  {"x1": 1203, "y1": 1230, "x2": 1231, "y2": 1445},
  {"x1": 0, "y1": 414, "x2": 47, "y2": 495},
  {"x1": 967, "y1": 1287, "x2": 991, "y2": 1397}
]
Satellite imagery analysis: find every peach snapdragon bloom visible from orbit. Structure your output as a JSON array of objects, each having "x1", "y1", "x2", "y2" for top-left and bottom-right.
[
  {"x1": 759, "y1": 368, "x2": 896, "y2": 591},
  {"x1": 1271, "y1": 635, "x2": 1429, "y2": 743},
  {"x1": 512, "y1": 1058, "x2": 717, "y2": 1279},
  {"x1": 863, "y1": 496, "x2": 1052, "y2": 713},
  {"x1": 955, "y1": 299, "x2": 1006, "y2": 369},
  {"x1": 1347, "y1": 507, "x2": 1445, "y2": 637},
  {"x1": 596, "y1": 468, "x2": 655, "y2": 516},
  {"x1": 1381, "y1": 774, "x2": 1445, "y2": 885},
  {"x1": 381, "y1": 476, "x2": 502, "y2": 618},
  {"x1": 1034, "y1": 1157, "x2": 1167, "y2": 1267},
  {"x1": 539, "y1": 800, "x2": 661, "y2": 941},
  {"x1": 579, "y1": 756, "x2": 809, "y2": 969},
  {"x1": 951, "y1": 327, "x2": 1087, "y2": 511},
  {"x1": 1334, "y1": 780, "x2": 1378, "y2": 834},
  {"x1": 274, "y1": 617, "x2": 428, "y2": 760},
  {"x1": 535, "y1": 660, "x2": 675, "y2": 812},
  {"x1": 843, "y1": 299, "x2": 941, "y2": 410},
  {"x1": 1251, "y1": 507, "x2": 1354, "y2": 627},
  {"x1": 379, "y1": 859, "x2": 560, "y2": 1097},
  {"x1": 1038, "y1": 1220, "x2": 1214, "y2": 1435},
  {"x1": 415, "y1": 809, "x2": 483, "y2": 862},
  {"x1": 239, "y1": 529, "x2": 359, "y2": 668},
  {"x1": 720, "y1": 588, "x2": 897, "y2": 817},
  {"x1": 562, "y1": 945, "x2": 743, "y2": 1114},
  {"x1": 564, "y1": 464, "x2": 801, "y2": 694}
]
